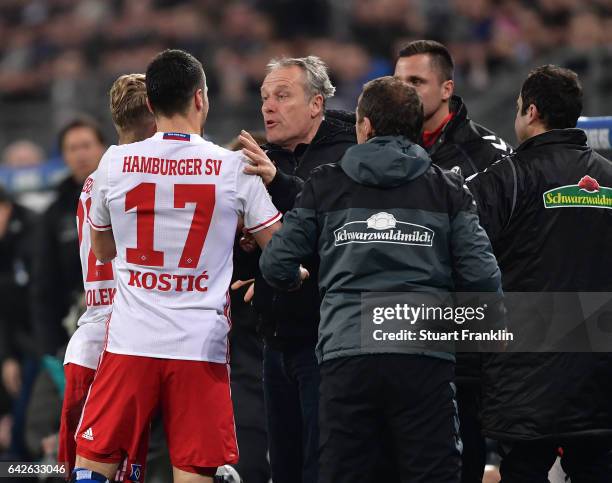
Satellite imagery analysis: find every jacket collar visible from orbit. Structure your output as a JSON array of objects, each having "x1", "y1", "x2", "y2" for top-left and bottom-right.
[
  {"x1": 263, "y1": 111, "x2": 355, "y2": 154},
  {"x1": 59, "y1": 174, "x2": 83, "y2": 193},
  {"x1": 439, "y1": 95, "x2": 468, "y2": 139},
  {"x1": 447, "y1": 95, "x2": 468, "y2": 130},
  {"x1": 422, "y1": 111, "x2": 455, "y2": 148},
  {"x1": 422, "y1": 95, "x2": 467, "y2": 150},
  {"x1": 339, "y1": 136, "x2": 431, "y2": 188},
  {"x1": 516, "y1": 129, "x2": 587, "y2": 152}
]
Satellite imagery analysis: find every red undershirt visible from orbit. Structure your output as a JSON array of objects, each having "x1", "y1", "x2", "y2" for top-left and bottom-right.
[{"x1": 422, "y1": 111, "x2": 455, "y2": 149}]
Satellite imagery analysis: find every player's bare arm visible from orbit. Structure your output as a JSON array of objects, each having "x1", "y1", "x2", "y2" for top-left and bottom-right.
[
  {"x1": 252, "y1": 220, "x2": 281, "y2": 249},
  {"x1": 90, "y1": 227, "x2": 116, "y2": 263}
]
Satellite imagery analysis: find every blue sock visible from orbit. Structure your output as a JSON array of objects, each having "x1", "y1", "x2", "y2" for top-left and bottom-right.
[{"x1": 70, "y1": 467, "x2": 110, "y2": 483}]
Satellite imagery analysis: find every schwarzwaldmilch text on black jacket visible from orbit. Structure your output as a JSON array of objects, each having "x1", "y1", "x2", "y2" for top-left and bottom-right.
[
  {"x1": 253, "y1": 110, "x2": 356, "y2": 346},
  {"x1": 30, "y1": 175, "x2": 84, "y2": 356},
  {"x1": 467, "y1": 128, "x2": 612, "y2": 441}
]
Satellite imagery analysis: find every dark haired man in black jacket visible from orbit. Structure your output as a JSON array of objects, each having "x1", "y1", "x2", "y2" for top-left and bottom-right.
[
  {"x1": 395, "y1": 40, "x2": 512, "y2": 178},
  {"x1": 30, "y1": 117, "x2": 106, "y2": 358},
  {"x1": 468, "y1": 65, "x2": 612, "y2": 481},
  {"x1": 239, "y1": 56, "x2": 355, "y2": 483},
  {"x1": 395, "y1": 39, "x2": 513, "y2": 483}
]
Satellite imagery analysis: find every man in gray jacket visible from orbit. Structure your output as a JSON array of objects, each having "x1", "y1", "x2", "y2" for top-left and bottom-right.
[{"x1": 260, "y1": 76, "x2": 502, "y2": 483}]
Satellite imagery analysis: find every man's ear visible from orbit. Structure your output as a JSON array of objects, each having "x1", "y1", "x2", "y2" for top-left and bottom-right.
[
  {"x1": 363, "y1": 116, "x2": 375, "y2": 140},
  {"x1": 310, "y1": 94, "x2": 324, "y2": 118},
  {"x1": 441, "y1": 79, "x2": 454, "y2": 102},
  {"x1": 145, "y1": 97, "x2": 154, "y2": 115},
  {"x1": 146, "y1": 118, "x2": 157, "y2": 137},
  {"x1": 195, "y1": 88, "x2": 204, "y2": 111},
  {"x1": 527, "y1": 103, "x2": 539, "y2": 125}
]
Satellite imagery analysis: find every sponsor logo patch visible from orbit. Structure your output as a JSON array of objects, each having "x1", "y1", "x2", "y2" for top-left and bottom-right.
[
  {"x1": 483, "y1": 134, "x2": 512, "y2": 153},
  {"x1": 543, "y1": 175, "x2": 612, "y2": 209},
  {"x1": 162, "y1": 132, "x2": 190, "y2": 141},
  {"x1": 334, "y1": 212, "x2": 434, "y2": 247}
]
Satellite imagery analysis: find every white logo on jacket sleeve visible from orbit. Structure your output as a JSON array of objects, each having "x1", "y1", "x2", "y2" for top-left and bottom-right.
[
  {"x1": 482, "y1": 135, "x2": 511, "y2": 153},
  {"x1": 335, "y1": 212, "x2": 434, "y2": 247}
]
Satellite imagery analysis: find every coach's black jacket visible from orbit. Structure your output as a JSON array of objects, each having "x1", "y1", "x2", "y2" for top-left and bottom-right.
[
  {"x1": 260, "y1": 136, "x2": 502, "y2": 363},
  {"x1": 253, "y1": 111, "x2": 356, "y2": 345},
  {"x1": 427, "y1": 95, "x2": 512, "y2": 384},
  {"x1": 427, "y1": 96, "x2": 512, "y2": 178},
  {"x1": 468, "y1": 129, "x2": 612, "y2": 441},
  {"x1": 30, "y1": 175, "x2": 83, "y2": 355},
  {"x1": 265, "y1": 110, "x2": 356, "y2": 213}
]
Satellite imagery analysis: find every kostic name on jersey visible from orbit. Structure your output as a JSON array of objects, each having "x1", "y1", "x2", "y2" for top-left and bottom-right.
[
  {"x1": 122, "y1": 156, "x2": 223, "y2": 176},
  {"x1": 128, "y1": 269, "x2": 209, "y2": 292}
]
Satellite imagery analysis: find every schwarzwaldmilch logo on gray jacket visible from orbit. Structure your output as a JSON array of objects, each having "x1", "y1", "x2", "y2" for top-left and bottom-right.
[{"x1": 334, "y1": 212, "x2": 434, "y2": 247}]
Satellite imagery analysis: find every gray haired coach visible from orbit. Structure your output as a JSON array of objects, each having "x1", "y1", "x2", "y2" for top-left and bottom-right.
[{"x1": 260, "y1": 76, "x2": 503, "y2": 483}]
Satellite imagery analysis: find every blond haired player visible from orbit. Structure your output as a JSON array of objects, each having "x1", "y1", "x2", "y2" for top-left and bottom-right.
[{"x1": 58, "y1": 73, "x2": 156, "y2": 482}]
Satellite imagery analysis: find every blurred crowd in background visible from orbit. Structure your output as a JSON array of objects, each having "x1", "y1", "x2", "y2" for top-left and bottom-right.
[
  {"x1": 2, "y1": 0, "x2": 612, "y2": 103},
  {"x1": 1, "y1": 0, "x2": 612, "y2": 479},
  {"x1": 2, "y1": 0, "x2": 612, "y2": 157}
]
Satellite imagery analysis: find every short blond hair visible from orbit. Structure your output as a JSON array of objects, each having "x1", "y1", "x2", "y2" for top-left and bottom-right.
[{"x1": 109, "y1": 73, "x2": 151, "y2": 130}]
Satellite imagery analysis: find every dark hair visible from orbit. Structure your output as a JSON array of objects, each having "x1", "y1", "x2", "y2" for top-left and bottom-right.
[
  {"x1": 520, "y1": 65, "x2": 583, "y2": 129},
  {"x1": 58, "y1": 116, "x2": 106, "y2": 151},
  {"x1": 357, "y1": 76, "x2": 423, "y2": 142},
  {"x1": 398, "y1": 40, "x2": 454, "y2": 81},
  {"x1": 146, "y1": 49, "x2": 206, "y2": 117}
]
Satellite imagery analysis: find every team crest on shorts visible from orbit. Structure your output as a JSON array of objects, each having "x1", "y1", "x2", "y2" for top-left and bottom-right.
[{"x1": 129, "y1": 463, "x2": 142, "y2": 482}]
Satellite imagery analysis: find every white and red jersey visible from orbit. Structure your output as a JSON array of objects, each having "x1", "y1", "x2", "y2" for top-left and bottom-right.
[
  {"x1": 64, "y1": 171, "x2": 117, "y2": 369},
  {"x1": 89, "y1": 132, "x2": 280, "y2": 362}
]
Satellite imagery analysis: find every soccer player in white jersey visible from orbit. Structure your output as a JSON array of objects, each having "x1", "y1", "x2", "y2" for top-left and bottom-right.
[
  {"x1": 59, "y1": 73, "x2": 156, "y2": 481},
  {"x1": 72, "y1": 50, "x2": 281, "y2": 483}
]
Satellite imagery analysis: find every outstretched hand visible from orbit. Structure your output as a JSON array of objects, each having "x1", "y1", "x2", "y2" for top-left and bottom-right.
[
  {"x1": 231, "y1": 278, "x2": 255, "y2": 303},
  {"x1": 299, "y1": 266, "x2": 310, "y2": 282},
  {"x1": 289, "y1": 265, "x2": 310, "y2": 291},
  {"x1": 239, "y1": 230, "x2": 258, "y2": 253},
  {"x1": 240, "y1": 130, "x2": 277, "y2": 185}
]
